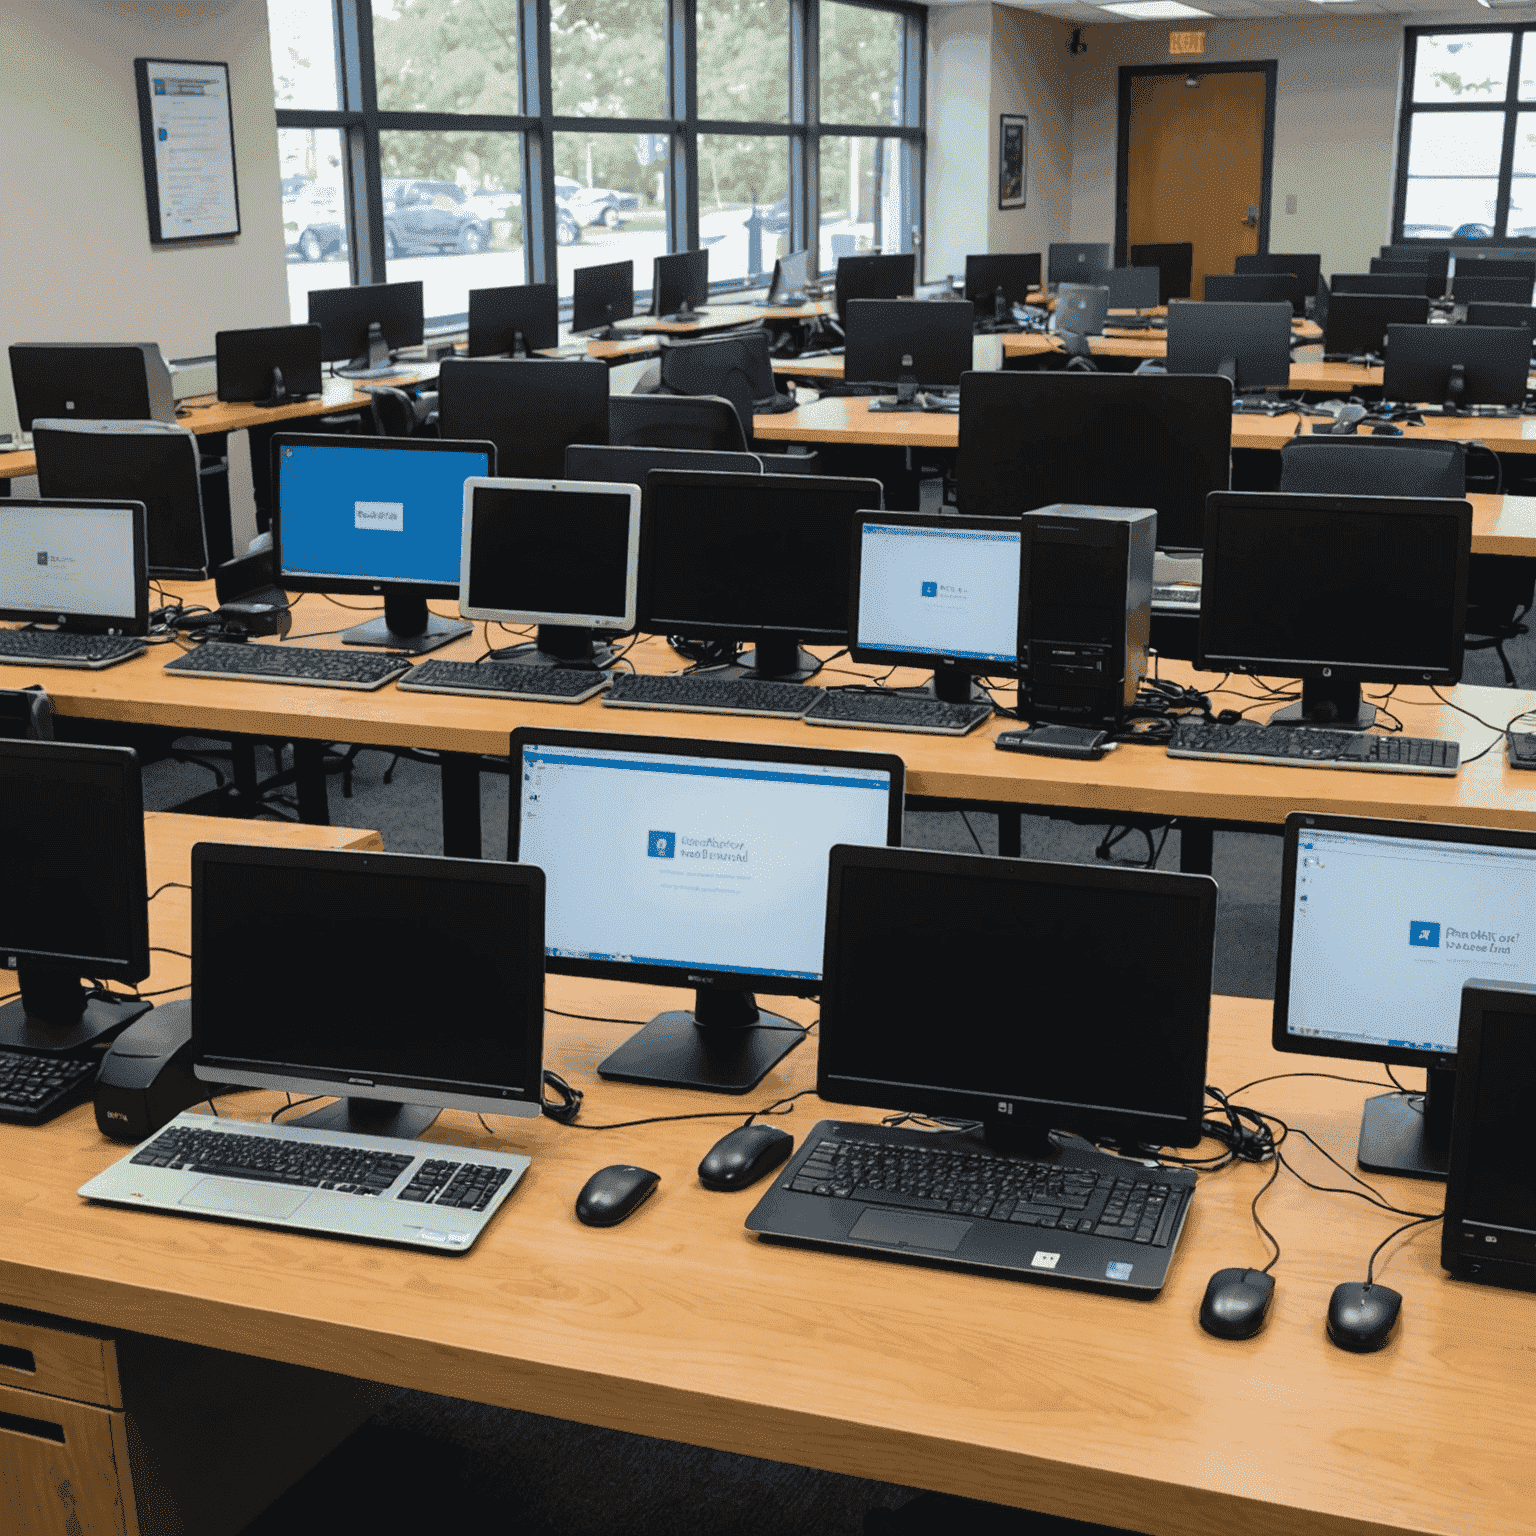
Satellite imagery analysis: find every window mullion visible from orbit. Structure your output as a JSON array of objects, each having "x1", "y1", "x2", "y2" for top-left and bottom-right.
[
  {"x1": 521, "y1": 0, "x2": 557, "y2": 284},
  {"x1": 336, "y1": 0, "x2": 385, "y2": 285}
]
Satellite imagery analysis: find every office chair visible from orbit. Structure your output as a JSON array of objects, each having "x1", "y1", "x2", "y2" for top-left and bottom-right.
[
  {"x1": 0, "y1": 687, "x2": 54, "y2": 741},
  {"x1": 608, "y1": 393, "x2": 748, "y2": 452},
  {"x1": 364, "y1": 384, "x2": 425, "y2": 438},
  {"x1": 436, "y1": 357, "x2": 609, "y2": 478},
  {"x1": 658, "y1": 329, "x2": 795, "y2": 444},
  {"x1": 1129, "y1": 242, "x2": 1193, "y2": 303}
]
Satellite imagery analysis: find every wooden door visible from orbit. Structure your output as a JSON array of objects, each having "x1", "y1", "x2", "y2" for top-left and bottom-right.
[{"x1": 1124, "y1": 69, "x2": 1270, "y2": 301}]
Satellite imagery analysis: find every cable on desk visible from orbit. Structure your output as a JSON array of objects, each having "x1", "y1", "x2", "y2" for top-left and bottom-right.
[
  {"x1": 150, "y1": 947, "x2": 191, "y2": 961},
  {"x1": 546, "y1": 1005, "x2": 648, "y2": 1026},
  {"x1": 1364, "y1": 1212, "x2": 1444, "y2": 1287},
  {"x1": 270, "y1": 1095, "x2": 326, "y2": 1123},
  {"x1": 148, "y1": 881, "x2": 192, "y2": 902},
  {"x1": 551, "y1": 1086, "x2": 817, "y2": 1133}
]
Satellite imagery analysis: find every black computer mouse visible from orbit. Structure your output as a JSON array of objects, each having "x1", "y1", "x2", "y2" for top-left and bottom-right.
[
  {"x1": 1326, "y1": 1281, "x2": 1402, "y2": 1353},
  {"x1": 1370, "y1": 422, "x2": 1404, "y2": 436},
  {"x1": 575, "y1": 1164, "x2": 660, "y2": 1227},
  {"x1": 1198, "y1": 1267, "x2": 1275, "y2": 1340},
  {"x1": 698, "y1": 1124, "x2": 794, "y2": 1192}
]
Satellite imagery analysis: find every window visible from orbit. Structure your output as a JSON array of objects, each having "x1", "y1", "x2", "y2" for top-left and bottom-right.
[
  {"x1": 1396, "y1": 26, "x2": 1536, "y2": 243},
  {"x1": 270, "y1": 0, "x2": 925, "y2": 326}
]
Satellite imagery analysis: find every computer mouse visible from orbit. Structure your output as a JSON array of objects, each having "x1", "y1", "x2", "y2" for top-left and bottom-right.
[
  {"x1": 574, "y1": 1164, "x2": 660, "y2": 1227},
  {"x1": 1370, "y1": 422, "x2": 1404, "y2": 436},
  {"x1": 1198, "y1": 1267, "x2": 1275, "y2": 1340},
  {"x1": 1326, "y1": 1281, "x2": 1402, "y2": 1353},
  {"x1": 698, "y1": 1124, "x2": 793, "y2": 1192}
]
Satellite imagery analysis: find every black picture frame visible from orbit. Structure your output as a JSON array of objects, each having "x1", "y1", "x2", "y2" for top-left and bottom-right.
[
  {"x1": 134, "y1": 58, "x2": 242, "y2": 244},
  {"x1": 999, "y1": 114, "x2": 1027, "y2": 210}
]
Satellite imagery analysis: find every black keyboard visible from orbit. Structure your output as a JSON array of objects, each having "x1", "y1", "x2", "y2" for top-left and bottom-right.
[
  {"x1": 603, "y1": 672, "x2": 823, "y2": 718},
  {"x1": 399, "y1": 658, "x2": 607, "y2": 703},
  {"x1": 803, "y1": 689, "x2": 992, "y2": 736},
  {"x1": 786, "y1": 1131, "x2": 1182, "y2": 1246},
  {"x1": 0, "y1": 630, "x2": 145, "y2": 669},
  {"x1": 164, "y1": 641, "x2": 411, "y2": 691},
  {"x1": 1169, "y1": 720, "x2": 1458, "y2": 775},
  {"x1": 0, "y1": 1050, "x2": 99, "y2": 1125},
  {"x1": 1510, "y1": 731, "x2": 1536, "y2": 769}
]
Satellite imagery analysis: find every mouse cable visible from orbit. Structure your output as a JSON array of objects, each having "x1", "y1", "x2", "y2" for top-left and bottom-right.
[
  {"x1": 548, "y1": 1086, "x2": 817, "y2": 1133},
  {"x1": 147, "y1": 880, "x2": 192, "y2": 902},
  {"x1": 1271, "y1": 1118, "x2": 1441, "y2": 1220},
  {"x1": 1364, "y1": 1211, "x2": 1444, "y2": 1289}
]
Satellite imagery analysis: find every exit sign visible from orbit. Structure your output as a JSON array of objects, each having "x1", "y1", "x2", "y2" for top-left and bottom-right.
[{"x1": 1169, "y1": 30, "x2": 1206, "y2": 54}]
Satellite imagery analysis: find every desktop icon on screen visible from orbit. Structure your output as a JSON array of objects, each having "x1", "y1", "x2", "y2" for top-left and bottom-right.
[
  {"x1": 648, "y1": 831, "x2": 676, "y2": 859},
  {"x1": 1410, "y1": 922, "x2": 1440, "y2": 948},
  {"x1": 921, "y1": 581, "x2": 938, "y2": 597}
]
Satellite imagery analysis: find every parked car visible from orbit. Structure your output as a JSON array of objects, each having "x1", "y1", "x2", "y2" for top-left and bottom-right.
[
  {"x1": 381, "y1": 179, "x2": 492, "y2": 257},
  {"x1": 469, "y1": 185, "x2": 581, "y2": 247},
  {"x1": 283, "y1": 182, "x2": 346, "y2": 262},
  {"x1": 556, "y1": 175, "x2": 640, "y2": 229}
]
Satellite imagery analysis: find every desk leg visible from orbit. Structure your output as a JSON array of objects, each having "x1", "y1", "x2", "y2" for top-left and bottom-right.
[
  {"x1": 294, "y1": 741, "x2": 330, "y2": 825},
  {"x1": 229, "y1": 739, "x2": 259, "y2": 816},
  {"x1": 998, "y1": 808, "x2": 1022, "y2": 859},
  {"x1": 441, "y1": 753, "x2": 481, "y2": 858},
  {"x1": 1180, "y1": 821, "x2": 1213, "y2": 875}
]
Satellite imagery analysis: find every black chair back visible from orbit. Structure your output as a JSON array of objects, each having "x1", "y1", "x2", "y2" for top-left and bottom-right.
[
  {"x1": 609, "y1": 394, "x2": 748, "y2": 452},
  {"x1": 0, "y1": 687, "x2": 54, "y2": 741},
  {"x1": 1279, "y1": 436, "x2": 1467, "y2": 498}
]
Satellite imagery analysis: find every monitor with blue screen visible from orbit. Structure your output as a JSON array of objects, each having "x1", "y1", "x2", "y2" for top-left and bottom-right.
[{"x1": 273, "y1": 433, "x2": 494, "y2": 654}]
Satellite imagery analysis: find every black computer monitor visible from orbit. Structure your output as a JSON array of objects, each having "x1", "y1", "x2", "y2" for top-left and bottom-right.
[
  {"x1": 1235, "y1": 253, "x2": 1322, "y2": 313},
  {"x1": 639, "y1": 469, "x2": 883, "y2": 679},
  {"x1": 1450, "y1": 273, "x2": 1533, "y2": 307},
  {"x1": 1274, "y1": 810, "x2": 1536, "y2": 1179},
  {"x1": 833, "y1": 254, "x2": 915, "y2": 326},
  {"x1": 1166, "y1": 300, "x2": 1292, "y2": 391},
  {"x1": 571, "y1": 260, "x2": 636, "y2": 338},
  {"x1": 9, "y1": 343, "x2": 175, "y2": 430},
  {"x1": 1130, "y1": 242, "x2": 1192, "y2": 303},
  {"x1": 653, "y1": 250, "x2": 710, "y2": 321},
  {"x1": 508, "y1": 727, "x2": 903, "y2": 1092},
  {"x1": 817, "y1": 844, "x2": 1215, "y2": 1156},
  {"x1": 466, "y1": 283, "x2": 559, "y2": 357},
  {"x1": 215, "y1": 324, "x2": 323, "y2": 406},
  {"x1": 33, "y1": 420, "x2": 209, "y2": 578},
  {"x1": 307, "y1": 281, "x2": 425, "y2": 370},
  {"x1": 1453, "y1": 256, "x2": 1536, "y2": 284},
  {"x1": 842, "y1": 299, "x2": 974, "y2": 389},
  {"x1": 563, "y1": 444, "x2": 763, "y2": 513},
  {"x1": 190, "y1": 843, "x2": 546, "y2": 1140},
  {"x1": 1047, "y1": 242, "x2": 1111, "y2": 287},
  {"x1": 849, "y1": 512, "x2": 1021, "y2": 703},
  {"x1": 272, "y1": 432, "x2": 494, "y2": 653},
  {"x1": 1055, "y1": 283, "x2": 1108, "y2": 338},
  {"x1": 459, "y1": 476, "x2": 641, "y2": 666},
  {"x1": 964, "y1": 253, "x2": 1041, "y2": 322},
  {"x1": 1465, "y1": 301, "x2": 1536, "y2": 341},
  {"x1": 1369, "y1": 259, "x2": 1441, "y2": 300},
  {"x1": 1104, "y1": 266, "x2": 1160, "y2": 312},
  {"x1": 1322, "y1": 293, "x2": 1429, "y2": 359},
  {"x1": 1197, "y1": 490, "x2": 1471, "y2": 729},
  {"x1": 1382, "y1": 324, "x2": 1531, "y2": 411},
  {"x1": 1332, "y1": 271, "x2": 1430, "y2": 299},
  {"x1": 956, "y1": 372, "x2": 1233, "y2": 552},
  {"x1": 763, "y1": 250, "x2": 810, "y2": 306},
  {"x1": 0, "y1": 497, "x2": 148, "y2": 638},
  {"x1": 1381, "y1": 244, "x2": 1450, "y2": 297},
  {"x1": 1203, "y1": 272, "x2": 1304, "y2": 314},
  {"x1": 0, "y1": 740, "x2": 152, "y2": 1052}
]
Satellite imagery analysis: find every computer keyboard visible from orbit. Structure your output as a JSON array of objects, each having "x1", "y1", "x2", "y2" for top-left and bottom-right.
[
  {"x1": 0, "y1": 630, "x2": 145, "y2": 669},
  {"x1": 398, "y1": 658, "x2": 608, "y2": 703},
  {"x1": 0, "y1": 1050, "x2": 99, "y2": 1125},
  {"x1": 1168, "y1": 720, "x2": 1459, "y2": 775},
  {"x1": 164, "y1": 641, "x2": 411, "y2": 691},
  {"x1": 803, "y1": 689, "x2": 992, "y2": 735},
  {"x1": 603, "y1": 672, "x2": 824, "y2": 718},
  {"x1": 1152, "y1": 584, "x2": 1200, "y2": 609}
]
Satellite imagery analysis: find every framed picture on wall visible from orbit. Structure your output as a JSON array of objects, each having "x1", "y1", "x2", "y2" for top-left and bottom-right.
[{"x1": 999, "y1": 115, "x2": 1027, "y2": 210}]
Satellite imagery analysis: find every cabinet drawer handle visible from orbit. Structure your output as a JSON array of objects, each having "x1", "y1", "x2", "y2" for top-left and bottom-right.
[
  {"x1": 0, "y1": 1343, "x2": 37, "y2": 1373},
  {"x1": 0, "y1": 1407, "x2": 65, "y2": 1444}
]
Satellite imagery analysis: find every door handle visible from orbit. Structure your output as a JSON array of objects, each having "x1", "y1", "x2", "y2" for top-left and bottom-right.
[{"x1": 1241, "y1": 205, "x2": 1258, "y2": 228}]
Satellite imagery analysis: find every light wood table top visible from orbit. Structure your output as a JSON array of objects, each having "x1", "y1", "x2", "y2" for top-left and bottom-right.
[
  {"x1": 1470, "y1": 491, "x2": 1536, "y2": 555},
  {"x1": 616, "y1": 299, "x2": 831, "y2": 336}
]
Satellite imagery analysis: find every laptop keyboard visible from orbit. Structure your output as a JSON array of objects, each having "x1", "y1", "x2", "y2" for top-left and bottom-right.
[
  {"x1": 131, "y1": 1124, "x2": 416, "y2": 1194},
  {"x1": 0, "y1": 630, "x2": 144, "y2": 667}
]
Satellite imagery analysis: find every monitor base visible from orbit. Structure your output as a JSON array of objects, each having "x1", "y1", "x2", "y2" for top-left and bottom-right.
[
  {"x1": 927, "y1": 671, "x2": 992, "y2": 705},
  {"x1": 287, "y1": 1097, "x2": 441, "y2": 1140},
  {"x1": 738, "y1": 645, "x2": 821, "y2": 683},
  {"x1": 1357, "y1": 1090, "x2": 1450, "y2": 1181},
  {"x1": 341, "y1": 614, "x2": 471, "y2": 655},
  {"x1": 660, "y1": 309, "x2": 711, "y2": 323},
  {"x1": 1268, "y1": 699, "x2": 1376, "y2": 731},
  {"x1": 488, "y1": 640, "x2": 618, "y2": 670},
  {"x1": 597, "y1": 1007, "x2": 806, "y2": 1094},
  {"x1": 0, "y1": 993, "x2": 152, "y2": 1055}
]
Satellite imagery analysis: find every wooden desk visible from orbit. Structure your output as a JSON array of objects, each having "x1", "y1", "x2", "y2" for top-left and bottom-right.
[{"x1": 617, "y1": 299, "x2": 831, "y2": 336}]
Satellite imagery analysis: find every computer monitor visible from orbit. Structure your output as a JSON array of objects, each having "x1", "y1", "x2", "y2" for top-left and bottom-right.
[
  {"x1": 638, "y1": 470, "x2": 883, "y2": 680},
  {"x1": 816, "y1": 844, "x2": 1215, "y2": 1156},
  {"x1": 653, "y1": 250, "x2": 710, "y2": 321},
  {"x1": 1450, "y1": 273, "x2": 1533, "y2": 307},
  {"x1": 1453, "y1": 256, "x2": 1536, "y2": 284},
  {"x1": 1130, "y1": 242, "x2": 1192, "y2": 303},
  {"x1": 215, "y1": 324, "x2": 323, "y2": 406},
  {"x1": 0, "y1": 739, "x2": 152, "y2": 1052},
  {"x1": 1382, "y1": 324, "x2": 1531, "y2": 411},
  {"x1": 1104, "y1": 266, "x2": 1160, "y2": 313},
  {"x1": 32, "y1": 419, "x2": 209, "y2": 578},
  {"x1": 1369, "y1": 259, "x2": 1441, "y2": 300},
  {"x1": 435, "y1": 357, "x2": 609, "y2": 481},
  {"x1": 9, "y1": 342, "x2": 176, "y2": 430},
  {"x1": 849, "y1": 513, "x2": 1021, "y2": 702},
  {"x1": 842, "y1": 299, "x2": 974, "y2": 390},
  {"x1": 508, "y1": 727, "x2": 903, "y2": 1092},
  {"x1": 1332, "y1": 271, "x2": 1431, "y2": 299},
  {"x1": 466, "y1": 283, "x2": 559, "y2": 357},
  {"x1": 1197, "y1": 490, "x2": 1471, "y2": 729},
  {"x1": 272, "y1": 433, "x2": 494, "y2": 654},
  {"x1": 563, "y1": 444, "x2": 762, "y2": 513},
  {"x1": 307, "y1": 281, "x2": 425, "y2": 370},
  {"x1": 833, "y1": 253, "x2": 916, "y2": 326},
  {"x1": 571, "y1": 260, "x2": 635, "y2": 339},
  {"x1": 191, "y1": 843, "x2": 546, "y2": 1140},
  {"x1": 964, "y1": 253, "x2": 1041, "y2": 322},
  {"x1": 1203, "y1": 272, "x2": 1304, "y2": 314},
  {"x1": 956, "y1": 372, "x2": 1232, "y2": 552},
  {"x1": 1166, "y1": 300, "x2": 1292, "y2": 391},
  {"x1": 1274, "y1": 810, "x2": 1536, "y2": 1179},
  {"x1": 459, "y1": 476, "x2": 641, "y2": 667},
  {"x1": 0, "y1": 498, "x2": 149, "y2": 636},
  {"x1": 1047, "y1": 242, "x2": 1111, "y2": 287},
  {"x1": 764, "y1": 250, "x2": 810, "y2": 306},
  {"x1": 1054, "y1": 284, "x2": 1108, "y2": 339},
  {"x1": 1465, "y1": 301, "x2": 1536, "y2": 342},
  {"x1": 1381, "y1": 244, "x2": 1450, "y2": 297},
  {"x1": 1234, "y1": 253, "x2": 1322, "y2": 313},
  {"x1": 1322, "y1": 293, "x2": 1429, "y2": 359}
]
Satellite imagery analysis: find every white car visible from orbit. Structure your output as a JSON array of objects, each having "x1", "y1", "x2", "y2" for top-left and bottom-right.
[{"x1": 557, "y1": 176, "x2": 640, "y2": 229}]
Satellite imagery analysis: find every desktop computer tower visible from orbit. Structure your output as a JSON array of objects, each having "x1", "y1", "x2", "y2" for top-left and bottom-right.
[{"x1": 1017, "y1": 504, "x2": 1155, "y2": 729}]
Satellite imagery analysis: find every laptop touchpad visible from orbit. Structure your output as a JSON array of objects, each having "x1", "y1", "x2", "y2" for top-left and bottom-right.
[
  {"x1": 850, "y1": 1209, "x2": 971, "y2": 1252},
  {"x1": 180, "y1": 1178, "x2": 312, "y2": 1220}
]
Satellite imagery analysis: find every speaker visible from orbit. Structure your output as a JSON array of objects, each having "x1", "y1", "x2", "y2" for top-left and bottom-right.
[
  {"x1": 1017, "y1": 503, "x2": 1155, "y2": 729},
  {"x1": 94, "y1": 1000, "x2": 222, "y2": 1142}
]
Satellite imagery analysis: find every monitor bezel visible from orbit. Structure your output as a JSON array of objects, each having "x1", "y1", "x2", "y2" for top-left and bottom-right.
[
  {"x1": 0, "y1": 498, "x2": 150, "y2": 634},
  {"x1": 1273, "y1": 812, "x2": 1536, "y2": 1069},
  {"x1": 271, "y1": 432, "x2": 496, "y2": 600},
  {"x1": 848, "y1": 510, "x2": 1023, "y2": 675},
  {"x1": 507, "y1": 727, "x2": 905, "y2": 1000},
  {"x1": 189, "y1": 842, "x2": 547, "y2": 1119},
  {"x1": 816, "y1": 843, "x2": 1214, "y2": 1149},
  {"x1": 571, "y1": 260, "x2": 636, "y2": 334},
  {"x1": 458, "y1": 476, "x2": 642, "y2": 630},
  {"x1": 306, "y1": 280, "x2": 425, "y2": 362},
  {"x1": 1196, "y1": 490, "x2": 1471, "y2": 686},
  {"x1": 466, "y1": 282, "x2": 560, "y2": 356}
]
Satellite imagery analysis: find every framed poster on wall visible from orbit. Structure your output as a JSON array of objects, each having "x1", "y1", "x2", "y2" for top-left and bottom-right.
[
  {"x1": 999, "y1": 115, "x2": 1028, "y2": 210},
  {"x1": 134, "y1": 58, "x2": 242, "y2": 243}
]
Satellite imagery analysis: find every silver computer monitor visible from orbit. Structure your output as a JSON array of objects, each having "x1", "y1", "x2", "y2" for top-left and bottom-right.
[{"x1": 0, "y1": 498, "x2": 149, "y2": 635}]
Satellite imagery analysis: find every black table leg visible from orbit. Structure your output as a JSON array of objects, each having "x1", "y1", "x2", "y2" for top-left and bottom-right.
[
  {"x1": 998, "y1": 808, "x2": 1022, "y2": 858},
  {"x1": 1180, "y1": 821, "x2": 1214, "y2": 875},
  {"x1": 229, "y1": 739, "x2": 259, "y2": 817},
  {"x1": 294, "y1": 741, "x2": 330, "y2": 825},
  {"x1": 441, "y1": 753, "x2": 482, "y2": 858}
]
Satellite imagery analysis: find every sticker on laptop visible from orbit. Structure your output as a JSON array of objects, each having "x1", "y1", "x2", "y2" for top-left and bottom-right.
[
  {"x1": 1105, "y1": 1261, "x2": 1134, "y2": 1282},
  {"x1": 416, "y1": 1228, "x2": 470, "y2": 1246},
  {"x1": 1031, "y1": 1251, "x2": 1061, "y2": 1270}
]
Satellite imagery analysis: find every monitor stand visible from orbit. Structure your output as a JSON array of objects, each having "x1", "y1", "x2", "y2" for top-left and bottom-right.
[
  {"x1": 0, "y1": 965, "x2": 151, "y2": 1054},
  {"x1": 660, "y1": 298, "x2": 710, "y2": 323},
  {"x1": 1357, "y1": 1059, "x2": 1454, "y2": 1180},
  {"x1": 342, "y1": 592, "x2": 471, "y2": 655},
  {"x1": 1268, "y1": 676, "x2": 1374, "y2": 731},
  {"x1": 338, "y1": 323, "x2": 400, "y2": 379},
  {"x1": 927, "y1": 667, "x2": 991, "y2": 705},
  {"x1": 288, "y1": 1096, "x2": 440, "y2": 1140},
  {"x1": 738, "y1": 635, "x2": 820, "y2": 683},
  {"x1": 253, "y1": 365, "x2": 292, "y2": 409},
  {"x1": 597, "y1": 986, "x2": 806, "y2": 1093},
  {"x1": 489, "y1": 623, "x2": 616, "y2": 669}
]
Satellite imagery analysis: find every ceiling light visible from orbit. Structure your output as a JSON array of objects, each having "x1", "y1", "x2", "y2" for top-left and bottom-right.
[{"x1": 1098, "y1": 0, "x2": 1211, "y2": 16}]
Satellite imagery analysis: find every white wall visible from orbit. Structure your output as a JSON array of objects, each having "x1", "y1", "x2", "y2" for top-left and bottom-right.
[{"x1": 924, "y1": 5, "x2": 995, "y2": 282}]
